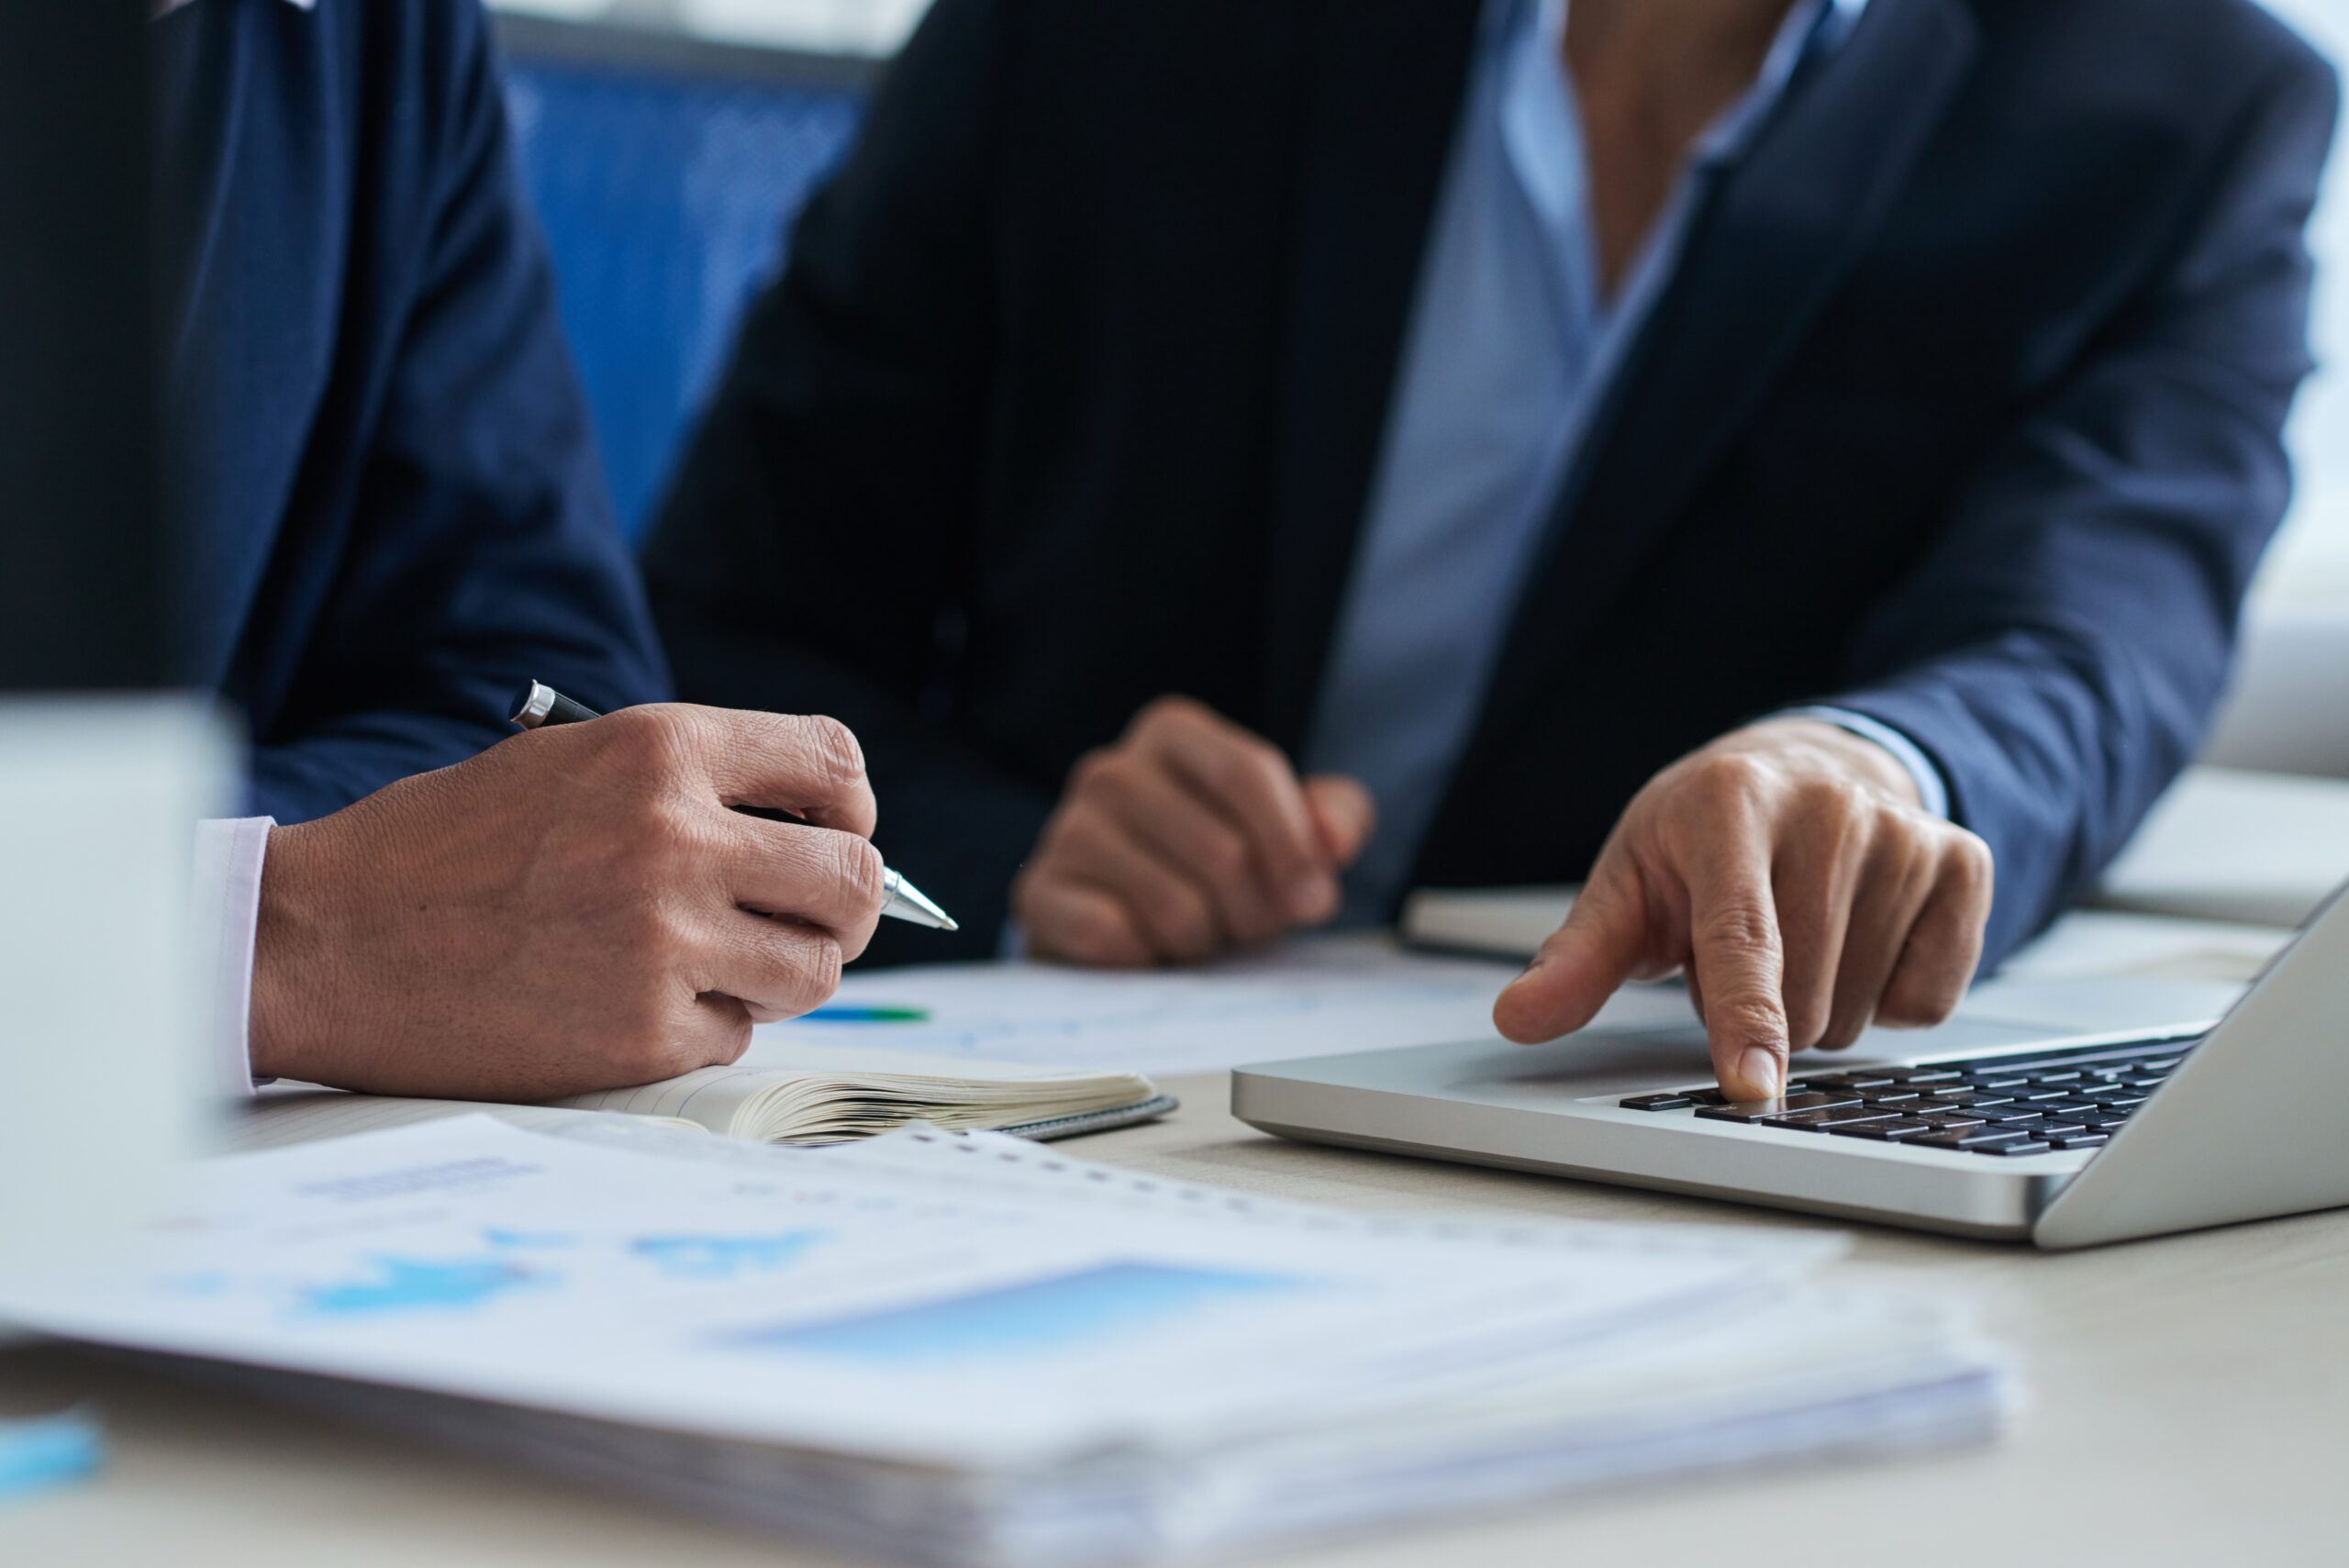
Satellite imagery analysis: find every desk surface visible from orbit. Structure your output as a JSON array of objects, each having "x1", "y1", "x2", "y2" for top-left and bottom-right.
[{"x1": 5, "y1": 1071, "x2": 2345, "y2": 1566}]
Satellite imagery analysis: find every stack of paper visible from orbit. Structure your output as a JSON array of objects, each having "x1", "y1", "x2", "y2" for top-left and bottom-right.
[{"x1": 0, "y1": 1119, "x2": 2009, "y2": 1565}]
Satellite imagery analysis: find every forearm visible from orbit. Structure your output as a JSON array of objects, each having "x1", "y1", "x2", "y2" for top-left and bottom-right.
[{"x1": 1824, "y1": 50, "x2": 2332, "y2": 965}]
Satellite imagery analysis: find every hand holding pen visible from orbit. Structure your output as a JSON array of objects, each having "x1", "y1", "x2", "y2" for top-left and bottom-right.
[
  {"x1": 250, "y1": 695, "x2": 937, "y2": 1102},
  {"x1": 510, "y1": 683, "x2": 954, "y2": 931}
]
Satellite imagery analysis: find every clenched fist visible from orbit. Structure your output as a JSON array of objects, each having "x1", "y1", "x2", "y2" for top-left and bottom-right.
[
  {"x1": 250, "y1": 704, "x2": 888, "y2": 1099},
  {"x1": 1494, "y1": 717, "x2": 1992, "y2": 1100},
  {"x1": 1014, "y1": 696, "x2": 1375, "y2": 966}
]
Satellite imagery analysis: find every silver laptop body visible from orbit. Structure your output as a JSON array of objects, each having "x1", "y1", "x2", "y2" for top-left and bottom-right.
[{"x1": 1232, "y1": 884, "x2": 2349, "y2": 1247}]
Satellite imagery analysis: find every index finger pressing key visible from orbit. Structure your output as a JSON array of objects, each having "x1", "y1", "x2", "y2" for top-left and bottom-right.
[{"x1": 1684, "y1": 851, "x2": 1793, "y2": 1100}]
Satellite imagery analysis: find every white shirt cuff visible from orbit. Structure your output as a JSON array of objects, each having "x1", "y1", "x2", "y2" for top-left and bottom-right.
[
  {"x1": 192, "y1": 817, "x2": 273, "y2": 1098},
  {"x1": 1779, "y1": 706, "x2": 1951, "y2": 820}
]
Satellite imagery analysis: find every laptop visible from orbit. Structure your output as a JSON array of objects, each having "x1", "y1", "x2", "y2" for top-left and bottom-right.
[{"x1": 1231, "y1": 882, "x2": 2349, "y2": 1247}]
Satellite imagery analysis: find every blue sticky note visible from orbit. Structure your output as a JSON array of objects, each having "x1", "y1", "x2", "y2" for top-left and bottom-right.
[{"x1": 0, "y1": 1410, "x2": 106, "y2": 1506}]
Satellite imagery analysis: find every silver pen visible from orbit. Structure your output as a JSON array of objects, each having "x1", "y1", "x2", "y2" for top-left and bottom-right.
[{"x1": 509, "y1": 680, "x2": 958, "y2": 932}]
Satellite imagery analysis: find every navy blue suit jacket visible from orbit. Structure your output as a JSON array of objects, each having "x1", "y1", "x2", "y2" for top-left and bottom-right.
[
  {"x1": 648, "y1": 0, "x2": 2338, "y2": 968},
  {"x1": 155, "y1": 0, "x2": 668, "y2": 823}
]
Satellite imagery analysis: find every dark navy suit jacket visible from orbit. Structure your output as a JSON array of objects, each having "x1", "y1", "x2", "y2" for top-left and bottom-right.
[
  {"x1": 154, "y1": 0, "x2": 668, "y2": 822},
  {"x1": 648, "y1": 0, "x2": 2338, "y2": 969}
]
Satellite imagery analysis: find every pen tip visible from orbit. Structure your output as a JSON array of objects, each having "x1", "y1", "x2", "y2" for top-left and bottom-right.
[{"x1": 882, "y1": 872, "x2": 958, "y2": 932}]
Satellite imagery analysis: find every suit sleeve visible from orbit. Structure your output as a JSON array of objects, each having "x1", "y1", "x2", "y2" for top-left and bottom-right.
[
  {"x1": 1825, "y1": 51, "x2": 2340, "y2": 968},
  {"x1": 250, "y1": 0, "x2": 669, "y2": 823},
  {"x1": 644, "y1": 0, "x2": 1054, "y2": 963}
]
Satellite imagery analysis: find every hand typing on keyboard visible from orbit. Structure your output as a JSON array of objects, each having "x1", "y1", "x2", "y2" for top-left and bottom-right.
[
  {"x1": 1617, "y1": 1038, "x2": 2191, "y2": 1158},
  {"x1": 1492, "y1": 717, "x2": 1994, "y2": 1101}
]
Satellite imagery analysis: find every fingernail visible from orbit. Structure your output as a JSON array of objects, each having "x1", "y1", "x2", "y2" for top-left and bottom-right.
[{"x1": 1738, "y1": 1047, "x2": 1783, "y2": 1099}]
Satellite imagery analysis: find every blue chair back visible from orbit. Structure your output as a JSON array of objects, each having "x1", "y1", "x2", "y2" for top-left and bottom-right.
[{"x1": 500, "y1": 21, "x2": 870, "y2": 540}]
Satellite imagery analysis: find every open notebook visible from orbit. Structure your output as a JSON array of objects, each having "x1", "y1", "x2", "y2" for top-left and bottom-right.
[{"x1": 236, "y1": 1046, "x2": 1173, "y2": 1154}]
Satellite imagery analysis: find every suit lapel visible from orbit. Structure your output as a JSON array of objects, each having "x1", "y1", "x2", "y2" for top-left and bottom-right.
[
  {"x1": 1464, "y1": 0, "x2": 1980, "y2": 753},
  {"x1": 1259, "y1": 0, "x2": 1484, "y2": 752}
]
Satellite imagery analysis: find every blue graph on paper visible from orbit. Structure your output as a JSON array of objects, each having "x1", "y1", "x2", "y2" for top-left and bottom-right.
[
  {"x1": 722, "y1": 1262, "x2": 1306, "y2": 1363},
  {"x1": 483, "y1": 1227, "x2": 579, "y2": 1251},
  {"x1": 631, "y1": 1230, "x2": 825, "y2": 1282},
  {"x1": 300, "y1": 1254, "x2": 546, "y2": 1318}
]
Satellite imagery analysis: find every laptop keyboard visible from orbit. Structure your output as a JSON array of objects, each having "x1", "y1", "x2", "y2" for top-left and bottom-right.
[{"x1": 1618, "y1": 1035, "x2": 2201, "y2": 1158}]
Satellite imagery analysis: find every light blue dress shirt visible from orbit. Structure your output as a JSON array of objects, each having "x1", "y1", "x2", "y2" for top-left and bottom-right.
[{"x1": 1302, "y1": 0, "x2": 1940, "y2": 924}]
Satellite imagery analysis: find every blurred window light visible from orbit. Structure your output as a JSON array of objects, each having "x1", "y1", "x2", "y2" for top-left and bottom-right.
[
  {"x1": 679, "y1": 0, "x2": 932, "y2": 56},
  {"x1": 2259, "y1": 0, "x2": 2349, "y2": 603},
  {"x1": 489, "y1": 0, "x2": 934, "y2": 55}
]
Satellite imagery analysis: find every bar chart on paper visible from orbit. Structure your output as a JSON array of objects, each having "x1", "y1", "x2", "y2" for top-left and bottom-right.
[
  {"x1": 725, "y1": 1262, "x2": 1308, "y2": 1364},
  {"x1": 754, "y1": 934, "x2": 1642, "y2": 1074}
]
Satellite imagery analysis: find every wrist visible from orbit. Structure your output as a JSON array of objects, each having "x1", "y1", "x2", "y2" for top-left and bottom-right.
[{"x1": 248, "y1": 818, "x2": 342, "y2": 1083}]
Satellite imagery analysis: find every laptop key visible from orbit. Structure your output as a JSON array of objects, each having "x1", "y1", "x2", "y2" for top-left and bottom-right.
[
  {"x1": 1806, "y1": 1072, "x2": 1898, "y2": 1089},
  {"x1": 1976, "y1": 1041, "x2": 2198, "y2": 1075},
  {"x1": 2046, "y1": 1134, "x2": 2110, "y2": 1150},
  {"x1": 1620, "y1": 1093, "x2": 1698, "y2": 1111},
  {"x1": 1757, "y1": 1110, "x2": 1838, "y2": 1131},
  {"x1": 1913, "y1": 1128, "x2": 2027, "y2": 1150},
  {"x1": 1813, "y1": 1106, "x2": 1899, "y2": 1128},
  {"x1": 1917, "y1": 1089, "x2": 2006, "y2": 1106},
  {"x1": 1695, "y1": 1092, "x2": 1865, "y2": 1124},
  {"x1": 1826, "y1": 1120, "x2": 1936, "y2": 1140},
  {"x1": 1975, "y1": 1140, "x2": 2054, "y2": 1157},
  {"x1": 2031, "y1": 1121, "x2": 2088, "y2": 1139}
]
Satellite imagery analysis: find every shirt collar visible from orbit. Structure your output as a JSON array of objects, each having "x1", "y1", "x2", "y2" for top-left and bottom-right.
[
  {"x1": 1497, "y1": 0, "x2": 1872, "y2": 170},
  {"x1": 1693, "y1": 0, "x2": 1838, "y2": 164}
]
